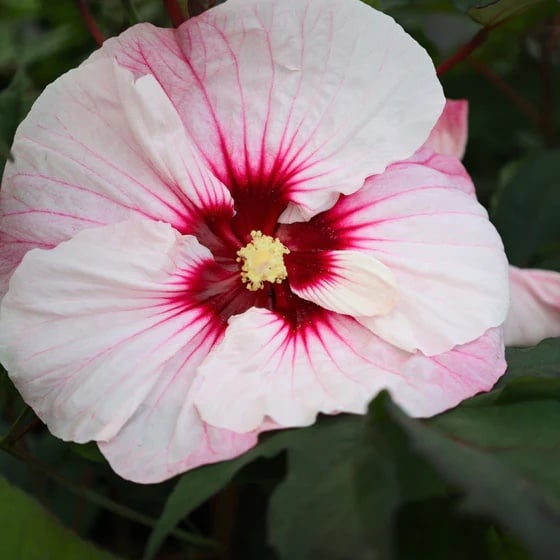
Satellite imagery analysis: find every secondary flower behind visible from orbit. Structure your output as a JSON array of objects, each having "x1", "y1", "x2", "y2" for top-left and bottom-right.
[{"x1": 0, "y1": 0, "x2": 510, "y2": 482}]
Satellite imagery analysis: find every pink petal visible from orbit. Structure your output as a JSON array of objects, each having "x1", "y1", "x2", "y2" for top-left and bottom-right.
[
  {"x1": 0, "y1": 57, "x2": 233, "y2": 296},
  {"x1": 287, "y1": 249, "x2": 398, "y2": 317},
  {"x1": 0, "y1": 218, "x2": 255, "y2": 482},
  {"x1": 99, "y1": 0, "x2": 444, "y2": 222},
  {"x1": 192, "y1": 308, "x2": 505, "y2": 432},
  {"x1": 280, "y1": 153, "x2": 509, "y2": 355},
  {"x1": 401, "y1": 327, "x2": 506, "y2": 416},
  {"x1": 423, "y1": 99, "x2": 469, "y2": 159},
  {"x1": 504, "y1": 265, "x2": 560, "y2": 346}
]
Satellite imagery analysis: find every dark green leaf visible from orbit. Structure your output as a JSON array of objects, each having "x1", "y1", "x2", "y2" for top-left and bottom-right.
[
  {"x1": 486, "y1": 526, "x2": 532, "y2": 560},
  {"x1": 0, "y1": 474, "x2": 119, "y2": 559},
  {"x1": 387, "y1": 396, "x2": 560, "y2": 559},
  {"x1": 268, "y1": 415, "x2": 369, "y2": 560},
  {"x1": 463, "y1": 339, "x2": 560, "y2": 407},
  {"x1": 453, "y1": 0, "x2": 548, "y2": 25},
  {"x1": 493, "y1": 377, "x2": 560, "y2": 405},
  {"x1": 491, "y1": 150, "x2": 560, "y2": 268},
  {"x1": 354, "y1": 395, "x2": 445, "y2": 558},
  {"x1": 69, "y1": 442, "x2": 106, "y2": 464},
  {"x1": 395, "y1": 498, "x2": 497, "y2": 560},
  {"x1": 144, "y1": 430, "x2": 294, "y2": 560},
  {"x1": 502, "y1": 339, "x2": 560, "y2": 384}
]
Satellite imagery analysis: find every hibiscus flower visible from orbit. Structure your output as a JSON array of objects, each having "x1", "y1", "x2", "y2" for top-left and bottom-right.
[{"x1": 0, "y1": 0, "x2": 511, "y2": 482}]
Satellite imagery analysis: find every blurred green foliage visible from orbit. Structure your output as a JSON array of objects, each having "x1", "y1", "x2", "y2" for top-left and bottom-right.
[{"x1": 0, "y1": 473, "x2": 118, "y2": 559}]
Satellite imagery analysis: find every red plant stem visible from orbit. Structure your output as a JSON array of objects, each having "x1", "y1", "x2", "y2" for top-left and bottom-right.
[
  {"x1": 436, "y1": 27, "x2": 490, "y2": 76},
  {"x1": 74, "y1": 0, "x2": 104, "y2": 47},
  {"x1": 468, "y1": 58, "x2": 540, "y2": 126},
  {"x1": 164, "y1": 0, "x2": 187, "y2": 27}
]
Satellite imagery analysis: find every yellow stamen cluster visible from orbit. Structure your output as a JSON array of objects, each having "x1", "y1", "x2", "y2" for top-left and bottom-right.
[{"x1": 236, "y1": 230, "x2": 290, "y2": 291}]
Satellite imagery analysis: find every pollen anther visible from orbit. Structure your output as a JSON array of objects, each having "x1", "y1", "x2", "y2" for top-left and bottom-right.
[{"x1": 236, "y1": 230, "x2": 290, "y2": 291}]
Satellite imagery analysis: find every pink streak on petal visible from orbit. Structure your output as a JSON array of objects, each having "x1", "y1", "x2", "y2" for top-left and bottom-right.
[
  {"x1": 0, "y1": 56, "x2": 234, "y2": 296},
  {"x1": 423, "y1": 99, "x2": 469, "y2": 160},
  {"x1": 280, "y1": 153, "x2": 508, "y2": 355},
  {"x1": 405, "y1": 149, "x2": 475, "y2": 196},
  {"x1": 504, "y1": 265, "x2": 560, "y2": 346},
  {"x1": 192, "y1": 308, "x2": 505, "y2": 433},
  {"x1": 98, "y1": 0, "x2": 444, "y2": 224},
  {"x1": 0, "y1": 218, "x2": 259, "y2": 482},
  {"x1": 398, "y1": 327, "x2": 506, "y2": 417}
]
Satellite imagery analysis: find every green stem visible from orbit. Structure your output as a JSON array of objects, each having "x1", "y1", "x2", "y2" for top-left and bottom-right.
[
  {"x1": 0, "y1": 443, "x2": 219, "y2": 551},
  {"x1": 1, "y1": 405, "x2": 31, "y2": 444},
  {"x1": 121, "y1": 0, "x2": 140, "y2": 24}
]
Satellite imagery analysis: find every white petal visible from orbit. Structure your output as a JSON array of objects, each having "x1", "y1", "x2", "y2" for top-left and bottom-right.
[
  {"x1": 279, "y1": 153, "x2": 509, "y2": 355},
  {"x1": 0, "y1": 218, "x2": 221, "y2": 451},
  {"x1": 99, "y1": 0, "x2": 444, "y2": 221},
  {"x1": 0, "y1": 56, "x2": 232, "y2": 296},
  {"x1": 287, "y1": 250, "x2": 398, "y2": 317},
  {"x1": 192, "y1": 309, "x2": 506, "y2": 432}
]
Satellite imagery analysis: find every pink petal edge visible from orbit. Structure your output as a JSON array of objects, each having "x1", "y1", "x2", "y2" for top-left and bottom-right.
[
  {"x1": 192, "y1": 307, "x2": 506, "y2": 433},
  {"x1": 504, "y1": 265, "x2": 560, "y2": 346}
]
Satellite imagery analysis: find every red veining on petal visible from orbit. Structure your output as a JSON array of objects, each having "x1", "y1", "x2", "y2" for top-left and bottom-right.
[
  {"x1": 173, "y1": 247, "x2": 325, "y2": 331},
  {"x1": 166, "y1": 258, "x2": 263, "y2": 331},
  {"x1": 284, "y1": 250, "x2": 334, "y2": 289},
  {"x1": 110, "y1": 27, "x2": 325, "y2": 243},
  {"x1": 270, "y1": 282, "x2": 324, "y2": 330}
]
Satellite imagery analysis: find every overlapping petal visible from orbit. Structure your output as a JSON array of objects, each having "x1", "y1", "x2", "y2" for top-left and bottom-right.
[
  {"x1": 286, "y1": 249, "x2": 398, "y2": 317},
  {"x1": 422, "y1": 100, "x2": 560, "y2": 348},
  {"x1": 192, "y1": 308, "x2": 505, "y2": 432},
  {"x1": 280, "y1": 151, "x2": 509, "y2": 355},
  {"x1": 423, "y1": 99, "x2": 469, "y2": 159},
  {"x1": 0, "y1": 57, "x2": 233, "y2": 296},
  {"x1": 0, "y1": 218, "x2": 259, "y2": 481},
  {"x1": 98, "y1": 352, "x2": 259, "y2": 483},
  {"x1": 98, "y1": 0, "x2": 444, "y2": 223},
  {"x1": 504, "y1": 266, "x2": 560, "y2": 346}
]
